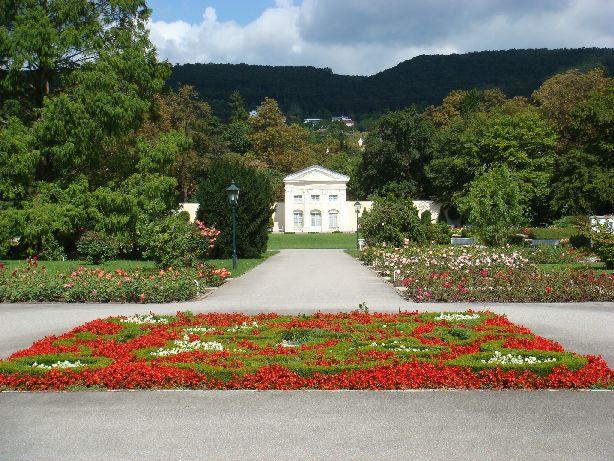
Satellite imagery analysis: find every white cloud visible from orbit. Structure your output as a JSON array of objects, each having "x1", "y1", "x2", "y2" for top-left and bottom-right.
[{"x1": 148, "y1": 0, "x2": 614, "y2": 75}]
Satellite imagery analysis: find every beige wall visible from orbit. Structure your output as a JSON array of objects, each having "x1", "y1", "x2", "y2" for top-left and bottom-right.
[
  {"x1": 179, "y1": 199, "x2": 441, "y2": 232},
  {"x1": 179, "y1": 203, "x2": 199, "y2": 222},
  {"x1": 271, "y1": 199, "x2": 442, "y2": 233}
]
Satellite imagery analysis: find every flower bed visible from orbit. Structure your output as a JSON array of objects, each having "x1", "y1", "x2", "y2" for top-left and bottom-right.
[
  {"x1": 0, "y1": 310, "x2": 611, "y2": 390},
  {"x1": 361, "y1": 245, "x2": 614, "y2": 302},
  {"x1": 0, "y1": 263, "x2": 229, "y2": 303}
]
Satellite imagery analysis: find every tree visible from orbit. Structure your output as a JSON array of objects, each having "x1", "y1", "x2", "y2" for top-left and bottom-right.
[
  {"x1": 0, "y1": 1, "x2": 182, "y2": 258},
  {"x1": 532, "y1": 68, "x2": 610, "y2": 144},
  {"x1": 358, "y1": 107, "x2": 434, "y2": 198},
  {"x1": 228, "y1": 90, "x2": 248, "y2": 122},
  {"x1": 223, "y1": 120, "x2": 252, "y2": 154},
  {"x1": 1, "y1": 0, "x2": 151, "y2": 120},
  {"x1": 139, "y1": 85, "x2": 225, "y2": 201},
  {"x1": 551, "y1": 83, "x2": 614, "y2": 215},
  {"x1": 0, "y1": 117, "x2": 37, "y2": 201},
  {"x1": 196, "y1": 159, "x2": 274, "y2": 258},
  {"x1": 457, "y1": 166, "x2": 526, "y2": 246},
  {"x1": 248, "y1": 98, "x2": 314, "y2": 174},
  {"x1": 427, "y1": 109, "x2": 557, "y2": 222}
]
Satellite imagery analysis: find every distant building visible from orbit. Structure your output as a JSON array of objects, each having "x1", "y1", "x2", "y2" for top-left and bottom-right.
[
  {"x1": 248, "y1": 109, "x2": 258, "y2": 117},
  {"x1": 331, "y1": 116, "x2": 355, "y2": 127},
  {"x1": 303, "y1": 118, "x2": 323, "y2": 125},
  {"x1": 270, "y1": 165, "x2": 442, "y2": 233}
]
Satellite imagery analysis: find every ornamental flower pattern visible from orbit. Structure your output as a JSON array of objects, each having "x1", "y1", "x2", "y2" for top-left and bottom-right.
[{"x1": 0, "y1": 310, "x2": 611, "y2": 391}]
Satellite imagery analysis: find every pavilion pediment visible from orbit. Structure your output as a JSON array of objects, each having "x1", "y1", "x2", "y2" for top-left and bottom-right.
[{"x1": 284, "y1": 165, "x2": 350, "y2": 184}]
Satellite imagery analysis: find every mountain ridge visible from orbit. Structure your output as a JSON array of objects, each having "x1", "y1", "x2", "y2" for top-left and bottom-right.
[{"x1": 168, "y1": 48, "x2": 614, "y2": 120}]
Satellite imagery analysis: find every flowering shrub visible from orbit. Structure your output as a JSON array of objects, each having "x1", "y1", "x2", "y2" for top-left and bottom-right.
[
  {"x1": 137, "y1": 215, "x2": 221, "y2": 268},
  {"x1": 0, "y1": 264, "x2": 228, "y2": 303},
  {"x1": 0, "y1": 310, "x2": 610, "y2": 390},
  {"x1": 361, "y1": 245, "x2": 614, "y2": 302}
]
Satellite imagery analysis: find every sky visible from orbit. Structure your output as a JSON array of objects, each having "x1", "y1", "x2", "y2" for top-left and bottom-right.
[{"x1": 147, "y1": 0, "x2": 614, "y2": 76}]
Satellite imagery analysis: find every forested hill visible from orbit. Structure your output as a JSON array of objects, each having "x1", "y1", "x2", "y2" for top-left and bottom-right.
[{"x1": 168, "y1": 48, "x2": 614, "y2": 120}]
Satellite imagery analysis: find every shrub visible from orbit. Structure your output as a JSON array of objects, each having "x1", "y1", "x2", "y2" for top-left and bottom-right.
[
  {"x1": 38, "y1": 236, "x2": 66, "y2": 261},
  {"x1": 591, "y1": 226, "x2": 614, "y2": 269},
  {"x1": 425, "y1": 221, "x2": 452, "y2": 244},
  {"x1": 522, "y1": 246, "x2": 581, "y2": 264},
  {"x1": 529, "y1": 228, "x2": 580, "y2": 240},
  {"x1": 0, "y1": 264, "x2": 228, "y2": 303},
  {"x1": 457, "y1": 166, "x2": 526, "y2": 246},
  {"x1": 196, "y1": 159, "x2": 274, "y2": 258},
  {"x1": 76, "y1": 231, "x2": 120, "y2": 264},
  {"x1": 569, "y1": 234, "x2": 591, "y2": 249},
  {"x1": 360, "y1": 196, "x2": 426, "y2": 246},
  {"x1": 362, "y1": 244, "x2": 614, "y2": 302},
  {"x1": 137, "y1": 214, "x2": 219, "y2": 268}
]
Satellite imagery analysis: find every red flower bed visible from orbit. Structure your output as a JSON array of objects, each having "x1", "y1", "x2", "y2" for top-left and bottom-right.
[{"x1": 0, "y1": 311, "x2": 611, "y2": 391}]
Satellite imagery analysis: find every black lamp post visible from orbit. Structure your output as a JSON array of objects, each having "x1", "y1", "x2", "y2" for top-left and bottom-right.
[
  {"x1": 354, "y1": 201, "x2": 361, "y2": 250},
  {"x1": 226, "y1": 181, "x2": 240, "y2": 269}
]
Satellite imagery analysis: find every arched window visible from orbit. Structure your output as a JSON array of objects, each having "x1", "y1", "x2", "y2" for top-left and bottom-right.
[
  {"x1": 310, "y1": 210, "x2": 322, "y2": 228},
  {"x1": 328, "y1": 210, "x2": 339, "y2": 230},
  {"x1": 293, "y1": 210, "x2": 303, "y2": 228}
]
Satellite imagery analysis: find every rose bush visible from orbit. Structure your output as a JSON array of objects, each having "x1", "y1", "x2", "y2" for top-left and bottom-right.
[
  {"x1": 0, "y1": 263, "x2": 228, "y2": 303},
  {"x1": 360, "y1": 245, "x2": 614, "y2": 302},
  {"x1": 0, "y1": 310, "x2": 610, "y2": 391}
]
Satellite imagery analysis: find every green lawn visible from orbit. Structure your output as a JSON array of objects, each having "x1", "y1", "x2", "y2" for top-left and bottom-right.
[
  {"x1": 208, "y1": 251, "x2": 277, "y2": 277},
  {"x1": 1, "y1": 253, "x2": 277, "y2": 278},
  {"x1": 538, "y1": 262, "x2": 613, "y2": 274},
  {"x1": 268, "y1": 232, "x2": 358, "y2": 250}
]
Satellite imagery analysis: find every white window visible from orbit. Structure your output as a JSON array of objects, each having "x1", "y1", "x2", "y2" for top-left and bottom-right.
[
  {"x1": 329, "y1": 194, "x2": 338, "y2": 202},
  {"x1": 310, "y1": 194, "x2": 320, "y2": 201},
  {"x1": 310, "y1": 210, "x2": 322, "y2": 227},
  {"x1": 293, "y1": 194, "x2": 303, "y2": 203},
  {"x1": 293, "y1": 210, "x2": 303, "y2": 228},
  {"x1": 328, "y1": 210, "x2": 339, "y2": 229}
]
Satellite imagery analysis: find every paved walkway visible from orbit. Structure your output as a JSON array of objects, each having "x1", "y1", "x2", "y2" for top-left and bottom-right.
[
  {"x1": 1, "y1": 249, "x2": 613, "y2": 460},
  {"x1": 1, "y1": 390, "x2": 612, "y2": 461},
  {"x1": 201, "y1": 249, "x2": 410, "y2": 310}
]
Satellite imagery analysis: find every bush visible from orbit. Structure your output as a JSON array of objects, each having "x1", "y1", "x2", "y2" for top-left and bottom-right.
[
  {"x1": 362, "y1": 244, "x2": 614, "y2": 302},
  {"x1": 39, "y1": 236, "x2": 66, "y2": 261},
  {"x1": 76, "y1": 231, "x2": 120, "y2": 264},
  {"x1": 529, "y1": 228, "x2": 580, "y2": 240},
  {"x1": 137, "y1": 214, "x2": 219, "y2": 268},
  {"x1": 569, "y1": 234, "x2": 591, "y2": 248},
  {"x1": 0, "y1": 264, "x2": 228, "y2": 303},
  {"x1": 522, "y1": 246, "x2": 581, "y2": 264},
  {"x1": 591, "y1": 227, "x2": 614, "y2": 269},
  {"x1": 360, "y1": 196, "x2": 426, "y2": 246},
  {"x1": 196, "y1": 159, "x2": 274, "y2": 258},
  {"x1": 425, "y1": 221, "x2": 452, "y2": 244}
]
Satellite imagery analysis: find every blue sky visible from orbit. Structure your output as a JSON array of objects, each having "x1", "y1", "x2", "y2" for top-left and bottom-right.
[
  {"x1": 148, "y1": 1, "x2": 275, "y2": 25},
  {"x1": 147, "y1": 0, "x2": 614, "y2": 75}
]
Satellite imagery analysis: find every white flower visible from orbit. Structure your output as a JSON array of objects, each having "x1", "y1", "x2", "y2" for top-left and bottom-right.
[
  {"x1": 480, "y1": 350, "x2": 557, "y2": 365},
  {"x1": 152, "y1": 338, "x2": 224, "y2": 357},
  {"x1": 184, "y1": 326, "x2": 217, "y2": 334},
  {"x1": 31, "y1": 360, "x2": 84, "y2": 369},
  {"x1": 228, "y1": 321, "x2": 259, "y2": 333},
  {"x1": 121, "y1": 314, "x2": 169, "y2": 324},
  {"x1": 435, "y1": 313, "x2": 480, "y2": 322},
  {"x1": 278, "y1": 340, "x2": 301, "y2": 348}
]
